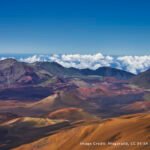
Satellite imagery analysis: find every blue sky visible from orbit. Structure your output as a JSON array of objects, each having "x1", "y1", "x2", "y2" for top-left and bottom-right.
[{"x1": 0, "y1": 0, "x2": 150, "y2": 55}]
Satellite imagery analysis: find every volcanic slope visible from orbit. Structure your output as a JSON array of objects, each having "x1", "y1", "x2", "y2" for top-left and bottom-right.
[
  {"x1": 131, "y1": 69, "x2": 150, "y2": 88},
  {"x1": 0, "y1": 117, "x2": 70, "y2": 150},
  {"x1": 47, "y1": 107, "x2": 99, "y2": 122},
  {"x1": 28, "y1": 91, "x2": 94, "y2": 115},
  {"x1": 14, "y1": 113, "x2": 150, "y2": 150}
]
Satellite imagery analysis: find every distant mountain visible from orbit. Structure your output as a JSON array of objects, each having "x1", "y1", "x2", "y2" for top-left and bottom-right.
[
  {"x1": 34, "y1": 61, "x2": 135, "y2": 79},
  {"x1": 0, "y1": 58, "x2": 53, "y2": 87},
  {"x1": 0, "y1": 59, "x2": 135, "y2": 89},
  {"x1": 81, "y1": 67, "x2": 135, "y2": 80},
  {"x1": 131, "y1": 69, "x2": 150, "y2": 88},
  {"x1": 34, "y1": 61, "x2": 81, "y2": 77}
]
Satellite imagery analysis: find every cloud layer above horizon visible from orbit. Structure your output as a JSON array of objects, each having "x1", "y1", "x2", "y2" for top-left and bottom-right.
[{"x1": 1, "y1": 53, "x2": 150, "y2": 74}]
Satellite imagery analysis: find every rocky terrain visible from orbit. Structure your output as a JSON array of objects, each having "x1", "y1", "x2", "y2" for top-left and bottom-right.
[{"x1": 0, "y1": 59, "x2": 149, "y2": 150}]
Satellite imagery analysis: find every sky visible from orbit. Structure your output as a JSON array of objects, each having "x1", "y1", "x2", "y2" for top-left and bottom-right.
[{"x1": 0, "y1": 0, "x2": 150, "y2": 55}]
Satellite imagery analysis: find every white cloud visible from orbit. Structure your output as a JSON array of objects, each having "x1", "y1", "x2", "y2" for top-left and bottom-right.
[
  {"x1": 0, "y1": 57, "x2": 15, "y2": 60},
  {"x1": 19, "y1": 55, "x2": 50, "y2": 63},
  {"x1": 0, "y1": 53, "x2": 150, "y2": 74},
  {"x1": 117, "y1": 55, "x2": 150, "y2": 74},
  {"x1": 54, "y1": 53, "x2": 113, "y2": 70}
]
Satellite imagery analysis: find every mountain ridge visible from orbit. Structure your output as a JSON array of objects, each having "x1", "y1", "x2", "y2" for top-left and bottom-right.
[
  {"x1": 0, "y1": 58, "x2": 135, "y2": 87},
  {"x1": 131, "y1": 69, "x2": 150, "y2": 88}
]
